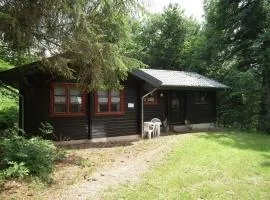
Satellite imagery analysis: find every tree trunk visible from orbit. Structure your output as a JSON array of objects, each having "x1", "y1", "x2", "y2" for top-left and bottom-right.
[{"x1": 259, "y1": 67, "x2": 270, "y2": 132}]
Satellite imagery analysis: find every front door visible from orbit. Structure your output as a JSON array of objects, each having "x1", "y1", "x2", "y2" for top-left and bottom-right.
[{"x1": 169, "y1": 92, "x2": 185, "y2": 124}]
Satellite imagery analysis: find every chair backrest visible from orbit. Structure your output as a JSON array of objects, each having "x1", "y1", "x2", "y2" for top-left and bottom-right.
[{"x1": 151, "y1": 118, "x2": 161, "y2": 123}]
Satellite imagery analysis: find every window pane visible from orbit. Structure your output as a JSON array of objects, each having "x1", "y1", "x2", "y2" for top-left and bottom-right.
[
  {"x1": 147, "y1": 96, "x2": 155, "y2": 103},
  {"x1": 111, "y1": 103, "x2": 120, "y2": 112},
  {"x1": 69, "y1": 104, "x2": 82, "y2": 113},
  {"x1": 194, "y1": 92, "x2": 208, "y2": 104},
  {"x1": 111, "y1": 90, "x2": 121, "y2": 112},
  {"x1": 69, "y1": 88, "x2": 83, "y2": 113},
  {"x1": 70, "y1": 96, "x2": 82, "y2": 104},
  {"x1": 111, "y1": 90, "x2": 120, "y2": 97},
  {"x1": 70, "y1": 88, "x2": 81, "y2": 96},
  {"x1": 54, "y1": 104, "x2": 66, "y2": 112},
  {"x1": 54, "y1": 87, "x2": 65, "y2": 95},
  {"x1": 111, "y1": 90, "x2": 120, "y2": 103},
  {"x1": 98, "y1": 91, "x2": 107, "y2": 97},
  {"x1": 145, "y1": 92, "x2": 156, "y2": 104},
  {"x1": 54, "y1": 96, "x2": 66, "y2": 103},
  {"x1": 97, "y1": 91, "x2": 108, "y2": 112}
]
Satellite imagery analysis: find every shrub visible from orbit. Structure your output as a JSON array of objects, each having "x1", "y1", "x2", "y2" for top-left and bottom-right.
[
  {"x1": 38, "y1": 122, "x2": 54, "y2": 139},
  {"x1": 0, "y1": 131, "x2": 57, "y2": 180},
  {"x1": 2, "y1": 161, "x2": 29, "y2": 179},
  {"x1": 0, "y1": 87, "x2": 18, "y2": 130}
]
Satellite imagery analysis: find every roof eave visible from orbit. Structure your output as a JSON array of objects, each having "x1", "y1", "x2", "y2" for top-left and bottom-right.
[
  {"x1": 130, "y1": 69, "x2": 162, "y2": 88},
  {"x1": 159, "y1": 85, "x2": 229, "y2": 91}
]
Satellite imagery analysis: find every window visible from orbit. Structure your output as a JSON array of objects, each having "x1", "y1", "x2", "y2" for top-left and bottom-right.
[
  {"x1": 50, "y1": 83, "x2": 86, "y2": 116},
  {"x1": 194, "y1": 91, "x2": 208, "y2": 104},
  {"x1": 95, "y1": 90, "x2": 124, "y2": 115},
  {"x1": 144, "y1": 92, "x2": 159, "y2": 105}
]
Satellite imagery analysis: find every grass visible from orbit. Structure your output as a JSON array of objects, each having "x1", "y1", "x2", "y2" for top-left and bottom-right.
[{"x1": 103, "y1": 131, "x2": 270, "y2": 200}]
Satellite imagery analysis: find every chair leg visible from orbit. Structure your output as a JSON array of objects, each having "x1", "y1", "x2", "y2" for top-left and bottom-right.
[
  {"x1": 154, "y1": 126, "x2": 157, "y2": 137},
  {"x1": 148, "y1": 131, "x2": 151, "y2": 139}
]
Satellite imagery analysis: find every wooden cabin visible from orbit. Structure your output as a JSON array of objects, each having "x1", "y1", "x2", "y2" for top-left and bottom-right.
[{"x1": 0, "y1": 61, "x2": 228, "y2": 141}]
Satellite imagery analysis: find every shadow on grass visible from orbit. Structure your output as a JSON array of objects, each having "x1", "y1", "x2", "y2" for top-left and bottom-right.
[
  {"x1": 198, "y1": 130, "x2": 270, "y2": 153},
  {"x1": 261, "y1": 154, "x2": 270, "y2": 168}
]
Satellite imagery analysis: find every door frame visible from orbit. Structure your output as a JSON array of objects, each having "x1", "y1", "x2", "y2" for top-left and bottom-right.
[{"x1": 168, "y1": 91, "x2": 186, "y2": 125}]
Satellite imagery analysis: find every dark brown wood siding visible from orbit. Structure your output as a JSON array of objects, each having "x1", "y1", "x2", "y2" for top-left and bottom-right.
[
  {"x1": 143, "y1": 90, "x2": 216, "y2": 125},
  {"x1": 144, "y1": 91, "x2": 168, "y2": 122},
  {"x1": 91, "y1": 82, "x2": 141, "y2": 138},
  {"x1": 186, "y1": 91, "x2": 216, "y2": 124}
]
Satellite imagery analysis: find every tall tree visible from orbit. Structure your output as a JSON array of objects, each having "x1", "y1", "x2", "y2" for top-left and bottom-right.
[
  {"x1": 201, "y1": 0, "x2": 270, "y2": 131},
  {"x1": 0, "y1": 0, "x2": 145, "y2": 90},
  {"x1": 258, "y1": 0, "x2": 270, "y2": 131},
  {"x1": 133, "y1": 4, "x2": 196, "y2": 70}
]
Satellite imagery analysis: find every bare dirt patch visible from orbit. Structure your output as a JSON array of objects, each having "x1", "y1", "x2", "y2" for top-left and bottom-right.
[{"x1": 0, "y1": 134, "x2": 186, "y2": 200}]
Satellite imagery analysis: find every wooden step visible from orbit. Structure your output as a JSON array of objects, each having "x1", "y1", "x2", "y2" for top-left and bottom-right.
[{"x1": 172, "y1": 125, "x2": 191, "y2": 132}]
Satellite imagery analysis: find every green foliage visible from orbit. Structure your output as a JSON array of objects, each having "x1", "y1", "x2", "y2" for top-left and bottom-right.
[
  {"x1": 0, "y1": 128, "x2": 57, "y2": 180},
  {"x1": 196, "y1": 0, "x2": 270, "y2": 131},
  {"x1": 38, "y1": 122, "x2": 54, "y2": 139},
  {"x1": 218, "y1": 69, "x2": 262, "y2": 129},
  {"x1": 0, "y1": 0, "x2": 145, "y2": 90},
  {"x1": 0, "y1": 60, "x2": 17, "y2": 130},
  {"x1": 1, "y1": 161, "x2": 29, "y2": 179},
  {"x1": 0, "y1": 87, "x2": 18, "y2": 130},
  {"x1": 0, "y1": 59, "x2": 12, "y2": 71},
  {"x1": 132, "y1": 4, "x2": 199, "y2": 70}
]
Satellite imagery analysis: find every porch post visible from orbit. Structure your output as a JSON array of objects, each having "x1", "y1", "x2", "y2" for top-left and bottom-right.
[{"x1": 141, "y1": 88, "x2": 158, "y2": 138}]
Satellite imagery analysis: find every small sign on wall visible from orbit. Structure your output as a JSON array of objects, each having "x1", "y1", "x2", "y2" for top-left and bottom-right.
[{"x1": 128, "y1": 103, "x2": 135, "y2": 108}]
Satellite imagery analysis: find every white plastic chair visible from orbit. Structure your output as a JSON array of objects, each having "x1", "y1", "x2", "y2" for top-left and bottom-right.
[
  {"x1": 151, "y1": 118, "x2": 162, "y2": 137},
  {"x1": 144, "y1": 122, "x2": 154, "y2": 139}
]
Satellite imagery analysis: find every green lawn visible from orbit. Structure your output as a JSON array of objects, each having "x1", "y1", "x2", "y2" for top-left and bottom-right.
[{"x1": 103, "y1": 131, "x2": 270, "y2": 200}]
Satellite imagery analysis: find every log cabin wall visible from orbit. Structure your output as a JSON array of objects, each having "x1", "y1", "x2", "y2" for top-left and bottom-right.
[
  {"x1": 22, "y1": 80, "x2": 89, "y2": 140},
  {"x1": 90, "y1": 79, "x2": 142, "y2": 138},
  {"x1": 186, "y1": 91, "x2": 216, "y2": 124}
]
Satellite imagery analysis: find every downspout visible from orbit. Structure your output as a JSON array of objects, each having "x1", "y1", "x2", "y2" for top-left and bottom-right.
[
  {"x1": 141, "y1": 88, "x2": 158, "y2": 138},
  {"x1": 0, "y1": 81, "x2": 24, "y2": 130}
]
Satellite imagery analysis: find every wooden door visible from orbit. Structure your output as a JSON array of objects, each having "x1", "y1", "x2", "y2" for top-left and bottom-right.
[{"x1": 169, "y1": 92, "x2": 185, "y2": 124}]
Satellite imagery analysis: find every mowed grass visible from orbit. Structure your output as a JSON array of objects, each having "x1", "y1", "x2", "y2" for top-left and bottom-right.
[{"x1": 103, "y1": 131, "x2": 270, "y2": 200}]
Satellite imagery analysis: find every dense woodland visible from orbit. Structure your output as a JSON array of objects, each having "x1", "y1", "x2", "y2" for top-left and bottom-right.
[{"x1": 0, "y1": 0, "x2": 270, "y2": 132}]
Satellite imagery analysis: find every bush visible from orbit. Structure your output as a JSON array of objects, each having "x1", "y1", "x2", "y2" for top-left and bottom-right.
[
  {"x1": 2, "y1": 161, "x2": 29, "y2": 179},
  {"x1": 0, "y1": 130, "x2": 57, "y2": 180},
  {"x1": 38, "y1": 122, "x2": 54, "y2": 139},
  {"x1": 0, "y1": 87, "x2": 18, "y2": 130}
]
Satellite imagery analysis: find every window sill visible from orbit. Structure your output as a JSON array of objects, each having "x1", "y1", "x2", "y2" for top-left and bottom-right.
[
  {"x1": 144, "y1": 103, "x2": 160, "y2": 106},
  {"x1": 94, "y1": 112, "x2": 124, "y2": 116},
  {"x1": 50, "y1": 113, "x2": 86, "y2": 117}
]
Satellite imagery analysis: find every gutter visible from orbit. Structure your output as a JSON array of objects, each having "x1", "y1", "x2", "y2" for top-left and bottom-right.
[
  {"x1": 141, "y1": 88, "x2": 158, "y2": 138},
  {"x1": 0, "y1": 81, "x2": 24, "y2": 130}
]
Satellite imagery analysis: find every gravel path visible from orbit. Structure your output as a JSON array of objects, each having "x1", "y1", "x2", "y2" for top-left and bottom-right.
[{"x1": 52, "y1": 135, "x2": 185, "y2": 200}]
